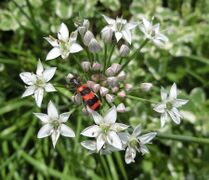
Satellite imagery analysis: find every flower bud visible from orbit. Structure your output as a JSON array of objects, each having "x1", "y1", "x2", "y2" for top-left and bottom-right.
[
  {"x1": 92, "y1": 84, "x2": 100, "y2": 93},
  {"x1": 118, "y1": 90, "x2": 126, "y2": 98},
  {"x1": 105, "y1": 67, "x2": 115, "y2": 76},
  {"x1": 107, "y1": 76, "x2": 118, "y2": 87},
  {"x1": 66, "y1": 73, "x2": 74, "y2": 83},
  {"x1": 83, "y1": 30, "x2": 94, "y2": 46},
  {"x1": 117, "y1": 103, "x2": 126, "y2": 113},
  {"x1": 91, "y1": 74, "x2": 105, "y2": 82},
  {"x1": 117, "y1": 71, "x2": 126, "y2": 81},
  {"x1": 111, "y1": 63, "x2": 121, "y2": 74},
  {"x1": 112, "y1": 86, "x2": 119, "y2": 93},
  {"x1": 100, "y1": 86, "x2": 109, "y2": 96},
  {"x1": 101, "y1": 27, "x2": 113, "y2": 43},
  {"x1": 106, "y1": 94, "x2": 114, "y2": 103},
  {"x1": 119, "y1": 44, "x2": 130, "y2": 57},
  {"x1": 87, "y1": 80, "x2": 95, "y2": 88},
  {"x1": 92, "y1": 62, "x2": 102, "y2": 71},
  {"x1": 71, "y1": 94, "x2": 82, "y2": 104},
  {"x1": 140, "y1": 83, "x2": 153, "y2": 92},
  {"x1": 125, "y1": 83, "x2": 133, "y2": 92},
  {"x1": 81, "y1": 61, "x2": 91, "y2": 72},
  {"x1": 88, "y1": 38, "x2": 102, "y2": 53}
]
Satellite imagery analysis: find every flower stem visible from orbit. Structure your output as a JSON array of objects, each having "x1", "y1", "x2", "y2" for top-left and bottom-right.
[
  {"x1": 107, "y1": 44, "x2": 115, "y2": 67},
  {"x1": 157, "y1": 133, "x2": 209, "y2": 144},
  {"x1": 103, "y1": 44, "x2": 108, "y2": 72},
  {"x1": 118, "y1": 39, "x2": 149, "y2": 73},
  {"x1": 127, "y1": 95, "x2": 157, "y2": 103}
]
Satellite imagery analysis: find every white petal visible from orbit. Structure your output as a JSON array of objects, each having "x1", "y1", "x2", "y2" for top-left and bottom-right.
[
  {"x1": 172, "y1": 107, "x2": 181, "y2": 118},
  {"x1": 81, "y1": 140, "x2": 97, "y2": 151},
  {"x1": 125, "y1": 147, "x2": 136, "y2": 164},
  {"x1": 43, "y1": 67, "x2": 56, "y2": 82},
  {"x1": 132, "y1": 125, "x2": 141, "y2": 137},
  {"x1": 140, "y1": 144, "x2": 150, "y2": 155},
  {"x1": 81, "y1": 125, "x2": 101, "y2": 137},
  {"x1": 111, "y1": 123, "x2": 129, "y2": 132},
  {"x1": 60, "y1": 124, "x2": 75, "y2": 137},
  {"x1": 46, "y1": 47, "x2": 61, "y2": 61},
  {"x1": 160, "y1": 112, "x2": 168, "y2": 127},
  {"x1": 142, "y1": 17, "x2": 152, "y2": 31},
  {"x1": 107, "y1": 131, "x2": 122, "y2": 150},
  {"x1": 168, "y1": 110, "x2": 181, "y2": 124},
  {"x1": 157, "y1": 33, "x2": 168, "y2": 42},
  {"x1": 37, "y1": 124, "x2": 53, "y2": 138},
  {"x1": 169, "y1": 83, "x2": 177, "y2": 100},
  {"x1": 153, "y1": 103, "x2": 166, "y2": 113},
  {"x1": 34, "y1": 88, "x2": 44, "y2": 107},
  {"x1": 88, "y1": 107, "x2": 104, "y2": 125},
  {"x1": 125, "y1": 22, "x2": 137, "y2": 30},
  {"x1": 115, "y1": 32, "x2": 123, "y2": 42},
  {"x1": 103, "y1": 15, "x2": 115, "y2": 25},
  {"x1": 44, "y1": 83, "x2": 56, "y2": 92},
  {"x1": 69, "y1": 31, "x2": 78, "y2": 43},
  {"x1": 20, "y1": 72, "x2": 36, "y2": 86},
  {"x1": 47, "y1": 101, "x2": 59, "y2": 119},
  {"x1": 36, "y1": 60, "x2": 44, "y2": 76},
  {"x1": 44, "y1": 36, "x2": 59, "y2": 47},
  {"x1": 69, "y1": 43, "x2": 83, "y2": 53},
  {"x1": 104, "y1": 106, "x2": 117, "y2": 124},
  {"x1": 152, "y1": 39, "x2": 164, "y2": 48},
  {"x1": 58, "y1": 22, "x2": 69, "y2": 41},
  {"x1": 33, "y1": 113, "x2": 49, "y2": 123},
  {"x1": 118, "y1": 132, "x2": 130, "y2": 144},
  {"x1": 122, "y1": 30, "x2": 132, "y2": 44},
  {"x1": 138, "y1": 132, "x2": 157, "y2": 144},
  {"x1": 173, "y1": 99, "x2": 188, "y2": 108},
  {"x1": 51, "y1": 130, "x2": 60, "y2": 148},
  {"x1": 59, "y1": 112, "x2": 71, "y2": 122},
  {"x1": 161, "y1": 87, "x2": 167, "y2": 101},
  {"x1": 22, "y1": 85, "x2": 35, "y2": 97},
  {"x1": 96, "y1": 134, "x2": 105, "y2": 152}
]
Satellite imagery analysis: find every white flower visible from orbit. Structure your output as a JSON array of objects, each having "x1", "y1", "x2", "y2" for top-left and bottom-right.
[
  {"x1": 44, "y1": 22, "x2": 83, "y2": 60},
  {"x1": 34, "y1": 101, "x2": 75, "y2": 148},
  {"x1": 121, "y1": 125, "x2": 157, "y2": 164},
  {"x1": 102, "y1": 15, "x2": 137, "y2": 44},
  {"x1": 139, "y1": 17, "x2": 168, "y2": 47},
  {"x1": 20, "y1": 60, "x2": 56, "y2": 107},
  {"x1": 81, "y1": 106, "x2": 129, "y2": 152},
  {"x1": 153, "y1": 83, "x2": 189, "y2": 127}
]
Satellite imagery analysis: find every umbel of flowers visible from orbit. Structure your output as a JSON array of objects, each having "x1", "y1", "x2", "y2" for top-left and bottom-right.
[{"x1": 19, "y1": 15, "x2": 188, "y2": 164}]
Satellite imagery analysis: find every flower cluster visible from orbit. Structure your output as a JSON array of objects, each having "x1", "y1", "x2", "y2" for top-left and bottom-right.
[{"x1": 19, "y1": 15, "x2": 188, "y2": 164}]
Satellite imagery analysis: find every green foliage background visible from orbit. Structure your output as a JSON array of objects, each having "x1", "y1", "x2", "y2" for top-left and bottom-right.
[{"x1": 1, "y1": 0, "x2": 209, "y2": 179}]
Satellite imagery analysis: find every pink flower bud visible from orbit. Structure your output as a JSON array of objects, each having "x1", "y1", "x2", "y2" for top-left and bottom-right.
[
  {"x1": 92, "y1": 84, "x2": 100, "y2": 93},
  {"x1": 125, "y1": 83, "x2": 133, "y2": 92},
  {"x1": 118, "y1": 90, "x2": 126, "y2": 98},
  {"x1": 107, "y1": 76, "x2": 118, "y2": 87},
  {"x1": 92, "y1": 62, "x2": 102, "y2": 71},
  {"x1": 117, "y1": 71, "x2": 126, "y2": 81},
  {"x1": 83, "y1": 30, "x2": 94, "y2": 46},
  {"x1": 105, "y1": 67, "x2": 115, "y2": 76},
  {"x1": 87, "y1": 80, "x2": 95, "y2": 88},
  {"x1": 100, "y1": 86, "x2": 109, "y2": 96},
  {"x1": 106, "y1": 94, "x2": 114, "y2": 103},
  {"x1": 119, "y1": 44, "x2": 130, "y2": 57},
  {"x1": 140, "y1": 83, "x2": 153, "y2": 92},
  {"x1": 117, "y1": 103, "x2": 126, "y2": 113},
  {"x1": 111, "y1": 63, "x2": 121, "y2": 74},
  {"x1": 91, "y1": 74, "x2": 105, "y2": 82},
  {"x1": 81, "y1": 61, "x2": 91, "y2": 72},
  {"x1": 88, "y1": 38, "x2": 102, "y2": 53},
  {"x1": 112, "y1": 86, "x2": 119, "y2": 93},
  {"x1": 101, "y1": 26, "x2": 113, "y2": 43}
]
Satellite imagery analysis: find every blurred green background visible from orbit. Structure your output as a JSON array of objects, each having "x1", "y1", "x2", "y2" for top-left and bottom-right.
[{"x1": 1, "y1": 0, "x2": 209, "y2": 179}]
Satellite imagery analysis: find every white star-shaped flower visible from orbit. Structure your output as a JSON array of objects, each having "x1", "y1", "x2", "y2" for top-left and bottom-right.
[
  {"x1": 34, "y1": 101, "x2": 75, "y2": 148},
  {"x1": 20, "y1": 60, "x2": 56, "y2": 107},
  {"x1": 81, "y1": 106, "x2": 129, "y2": 152},
  {"x1": 153, "y1": 83, "x2": 189, "y2": 127},
  {"x1": 102, "y1": 15, "x2": 137, "y2": 44},
  {"x1": 44, "y1": 22, "x2": 83, "y2": 60},
  {"x1": 139, "y1": 17, "x2": 168, "y2": 47},
  {"x1": 120, "y1": 125, "x2": 157, "y2": 164}
]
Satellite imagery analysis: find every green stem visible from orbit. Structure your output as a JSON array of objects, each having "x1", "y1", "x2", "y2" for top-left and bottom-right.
[
  {"x1": 119, "y1": 57, "x2": 123, "y2": 64},
  {"x1": 127, "y1": 95, "x2": 157, "y2": 104},
  {"x1": 107, "y1": 44, "x2": 115, "y2": 68},
  {"x1": 118, "y1": 39, "x2": 149, "y2": 73},
  {"x1": 103, "y1": 44, "x2": 108, "y2": 72},
  {"x1": 157, "y1": 133, "x2": 209, "y2": 144}
]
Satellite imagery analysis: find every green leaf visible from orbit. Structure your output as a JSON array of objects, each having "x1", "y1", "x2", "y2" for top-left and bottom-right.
[
  {"x1": 99, "y1": 0, "x2": 120, "y2": 11},
  {"x1": 0, "y1": 10, "x2": 19, "y2": 31}
]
